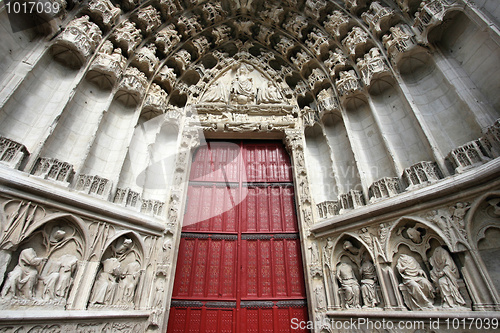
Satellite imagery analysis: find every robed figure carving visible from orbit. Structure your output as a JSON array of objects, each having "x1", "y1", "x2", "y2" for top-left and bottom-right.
[
  {"x1": 430, "y1": 247, "x2": 466, "y2": 309},
  {"x1": 397, "y1": 254, "x2": 435, "y2": 310},
  {"x1": 231, "y1": 64, "x2": 255, "y2": 104},
  {"x1": 360, "y1": 257, "x2": 378, "y2": 308},
  {"x1": 336, "y1": 262, "x2": 361, "y2": 308},
  {"x1": 1, "y1": 248, "x2": 43, "y2": 299}
]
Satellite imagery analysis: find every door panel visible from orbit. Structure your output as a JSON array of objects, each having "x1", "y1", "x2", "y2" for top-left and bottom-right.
[
  {"x1": 183, "y1": 184, "x2": 239, "y2": 233},
  {"x1": 240, "y1": 237, "x2": 306, "y2": 299},
  {"x1": 169, "y1": 141, "x2": 308, "y2": 333},
  {"x1": 173, "y1": 235, "x2": 238, "y2": 299},
  {"x1": 241, "y1": 186, "x2": 297, "y2": 233}
]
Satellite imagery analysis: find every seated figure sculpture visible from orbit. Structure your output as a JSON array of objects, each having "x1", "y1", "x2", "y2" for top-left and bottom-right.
[
  {"x1": 337, "y1": 261, "x2": 361, "y2": 308},
  {"x1": 1, "y1": 248, "x2": 44, "y2": 299},
  {"x1": 397, "y1": 254, "x2": 435, "y2": 310},
  {"x1": 430, "y1": 246, "x2": 466, "y2": 309}
]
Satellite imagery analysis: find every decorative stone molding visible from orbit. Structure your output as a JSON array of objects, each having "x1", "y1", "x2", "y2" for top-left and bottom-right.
[
  {"x1": 114, "y1": 187, "x2": 141, "y2": 208},
  {"x1": 305, "y1": 0, "x2": 327, "y2": 21},
  {"x1": 447, "y1": 140, "x2": 490, "y2": 173},
  {"x1": 369, "y1": 177, "x2": 401, "y2": 201},
  {"x1": 340, "y1": 190, "x2": 364, "y2": 210},
  {"x1": 32, "y1": 157, "x2": 74, "y2": 183},
  {"x1": 141, "y1": 199, "x2": 164, "y2": 217},
  {"x1": 111, "y1": 21, "x2": 142, "y2": 56},
  {"x1": 356, "y1": 47, "x2": 390, "y2": 87},
  {"x1": 324, "y1": 48, "x2": 349, "y2": 78},
  {"x1": 317, "y1": 200, "x2": 340, "y2": 219},
  {"x1": 335, "y1": 70, "x2": 362, "y2": 97},
  {"x1": 402, "y1": 161, "x2": 441, "y2": 188},
  {"x1": 291, "y1": 50, "x2": 313, "y2": 70},
  {"x1": 396, "y1": 0, "x2": 422, "y2": 13},
  {"x1": 52, "y1": 16, "x2": 102, "y2": 68},
  {"x1": 201, "y1": 1, "x2": 225, "y2": 24},
  {"x1": 0, "y1": 137, "x2": 28, "y2": 169},
  {"x1": 361, "y1": 1, "x2": 399, "y2": 37},
  {"x1": 116, "y1": 67, "x2": 148, "y2": 106},
  {"x1": 133, "y1": 5, "x2": 161, "y2": 35},
  {"x1": 177, "y1": 13, "x2": 202, "y2": 37},
  {"x1": 155, "y1": 65, "x2": 177, "y2": 93},
  {"x1": 158, "y1": 0, "x2": 178, "y2": 17},
  {"x1": 301, "y1": 107, "x2": 318, "y2": 128},
  {"x1": 308, "y1": 68, "x2": 328, "y2": 91},
  {"x1": 275, "y1": 35, "x2": 295, "y2": 56},
  {"x1": 344, "y1": 0, "x2": 368, "y2": 14},
  {"x1": 413, "y1": 0, "x2": 460, "y2": 45},
  {"x1": 170, "y1": 49, "x2": 192, "y2": 72},
  {"x1": 382, "y1": 24, "x2": 417, "y2": 63},
  {"x1": 87, "y1": 0, "x2": 120, "y2": 29},
  {"x1": 142, "y1": 83, "x2": 168, "y2": 120},
  {"x1": 155, "y1": 24, "x2": 181, "y2": 55},
  {"x1": 324, "y1": 10, "x2": 351, "y2": 40},
  {"x1": 294, "y1": 81, "x2": 309, "y2": 97},
  {"x1": 482, "y1": 118, "x2": 500, "y2": 158},
  {"x1": 131, "y1": 44, "x2": 159, "y2": 77},
  {"x1": 87, "y1": 41, "x2": 127, "y2": 89},
  {"x1": 317, "y1": 88, "x2": 340, "y2": 117},
  {"x1": 305, "y1": 28, "x2": 330, "y2": 57},
  {"x1": 283, "y1": 13, "x2": 308, "y2": 39},
  {"x1": 75, "y1": 174, "x2": 112, "y2": 198},
  {"x1": 342, "y1": 26, "x2": 373, "y2": 59},
  {"x1": 422, "y1": 202, "x2": 470, "y2": 251},
  {"x1": 191, "y1": 35, "x2": 210, "y2": 57},
  {"x1": 261, "y1": 4, "x2": 284, "y2": 26},
  {"x1": 212, "y1": 24, "x2": 232, "y2": 46}
]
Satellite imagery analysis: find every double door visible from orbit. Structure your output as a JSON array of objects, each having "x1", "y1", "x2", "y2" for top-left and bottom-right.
[{"x1": 168, "y1": 141, "x2": 308, "y2": 332}]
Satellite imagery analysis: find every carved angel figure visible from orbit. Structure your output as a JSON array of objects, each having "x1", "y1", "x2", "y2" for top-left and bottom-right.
[
  {"x1": 429, "y1": 247, "x2": 466, "y2": 309},
  {"x1": 1, "y1": 248, "x2": 44, "y2": 299},
  {"x1": 337, "y1": 262, "x2": 361, "y2": 308},
  {"x1": 396, "y1": 254, "x2": 435, "y2": 310}
]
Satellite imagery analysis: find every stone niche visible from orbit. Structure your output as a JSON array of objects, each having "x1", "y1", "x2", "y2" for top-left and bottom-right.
[{"x1": 0, "y1": 207, "x2": 84, "y2": 308}]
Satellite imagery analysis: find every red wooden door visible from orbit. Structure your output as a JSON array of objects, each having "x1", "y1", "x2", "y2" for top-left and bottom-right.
[{"x1": 168, "y1": 141, "x2": 308, "y2": 333}]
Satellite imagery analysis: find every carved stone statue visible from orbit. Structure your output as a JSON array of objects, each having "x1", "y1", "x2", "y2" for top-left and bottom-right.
[
  {"x1": 343, "y1": 240, "x2": 359, "y2": 255},
  {"x1": 201, "y1": 82, "x2": 229, "y2": 103},
  {"x1": 407, "y1": 226, "x2": 422, "y2": 243},
  {"x1": 308, "y1": 241, "x2": 320, "y2": 266},
  {"x1": 430, "y1": 247, "x2": 466, "y2": 309},
  {"x1": 314, "y1": 285, "x2": 326, "y2": 311},
  {"x1": 257, "y1": 81, "x2": 282, "y2": 104},
  {"x1": 360, "y1": 256, "x2": 378, "y2": 308},
  {"x1": 42, "y1": 254, "x2": 78, "y2": 301},
  {"x1": 89, "y1": 258, "x2": 121, "y2": 305},
  {"x1": 115, "y1": 261, "x2": 141, "y2": 305},
  {"x1": 231, "y1": 64, "x2": 255, "y2": 104},
  {"x1": 396, "y1": 254, "x2": 435, "y2": 310},
  {"x1": 336, "y1": 262, "x2": 361, "y2": 308},
  {"x1": 1, "y1": 248, "x2": 44, "y2": 299}
]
